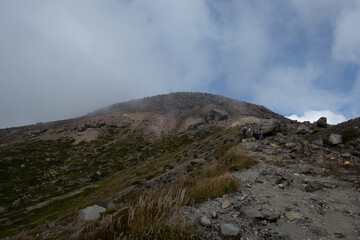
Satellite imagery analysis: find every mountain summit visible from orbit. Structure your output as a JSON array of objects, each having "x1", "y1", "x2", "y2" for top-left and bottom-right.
[{"x1": 91, "y1": 92, "x2": 283, "y2": 120}]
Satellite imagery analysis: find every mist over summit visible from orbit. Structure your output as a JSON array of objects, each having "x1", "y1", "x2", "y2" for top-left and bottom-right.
[{"x1": 91, "y1": 92, "x2": 283, "y2": 120}]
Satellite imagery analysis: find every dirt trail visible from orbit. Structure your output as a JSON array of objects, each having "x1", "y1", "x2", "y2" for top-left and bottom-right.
[{"x1": 184, "y1": 141, "x2": 360, "y2": 240}]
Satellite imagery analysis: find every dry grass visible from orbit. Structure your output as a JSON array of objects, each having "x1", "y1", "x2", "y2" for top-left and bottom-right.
[
  {"x1": 78, "y1": 144, "x2": 255, "y2": 239},
  {"x1": 79, "y1": 187, "x2": 199, "y2": 240},
  {"x1": 209, "y1": 144, "x2": 258, "y2": 177},
  {"x1": 181, "y1": 173, "x2": 239, "y2": 205}
]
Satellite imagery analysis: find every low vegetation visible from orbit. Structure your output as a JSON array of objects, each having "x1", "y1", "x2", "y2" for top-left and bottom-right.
[
  {"x1": 341, "y1": 127, "x2": 358, "y2": 143},
  {"x1": 0, "y1": 123, "x2": 258, "y2": 239},
  {"x1": 78, "y1": 143, "x2": 255, "y2": 239}
]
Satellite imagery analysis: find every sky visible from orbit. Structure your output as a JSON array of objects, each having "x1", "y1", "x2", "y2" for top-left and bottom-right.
[{"x1": 1, "y1": 0, "x2": 360, "y2": 128}]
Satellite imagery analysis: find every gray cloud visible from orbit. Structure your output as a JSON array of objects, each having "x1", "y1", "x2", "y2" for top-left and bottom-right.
[
  {"x1": 0, "y1": 0, "x2": 216, "y2": 128},
  {"x1": 0, "y1": 0, "x2": 359, "y2": 128}
]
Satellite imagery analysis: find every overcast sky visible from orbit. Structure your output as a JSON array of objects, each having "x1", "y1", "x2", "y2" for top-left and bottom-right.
[{"x1": 1, "y1": 0, "x2": 360, "y2": 128}]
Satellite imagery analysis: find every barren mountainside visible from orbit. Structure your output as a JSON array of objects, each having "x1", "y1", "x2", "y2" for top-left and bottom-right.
[{"x1": 0, "y1": 92, "x2": 359, "y2": 239}]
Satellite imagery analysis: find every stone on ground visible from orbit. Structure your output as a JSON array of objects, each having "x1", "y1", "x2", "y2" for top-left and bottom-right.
[
  {"x1": 79, "y1": 204, "x2": 106, "y2": 221},
  {"x1": 241, "y1": 206, "x2": 262, "y2": 219},
  {"x1": 284, "y1": 211, "x2": 303, "y2": 221},
  {"x1": 199, "y1": 216, "x2": 211, "y2": 226},
  {"x1": 221, "y1": 200, "x2": 231, "y2": 209},
  {"x1": 220, "y1": 223, "x2": 240, "y2": 236}
]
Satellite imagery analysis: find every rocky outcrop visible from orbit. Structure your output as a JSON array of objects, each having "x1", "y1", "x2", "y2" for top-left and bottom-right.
[
  {"x1": 205, "y1": 109, "x2": 228, "y2": 122},
  {"x1": 252, "y1": 118, "x2": 280, "y2": 136},
  {"x1": 295, "y1": 124, "x2": 311, "y2": 135},
  {"x1": 317, "y1": 117, "x2": 327, "y2": 127}
]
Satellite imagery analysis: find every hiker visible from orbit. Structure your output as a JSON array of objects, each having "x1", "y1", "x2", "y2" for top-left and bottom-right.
[
  {"x1": 242, "y1": 127, "x2": 247, "y2": 137},
  {"x1": 259, "y1": 128, "x2": 263, "y2": 142}
]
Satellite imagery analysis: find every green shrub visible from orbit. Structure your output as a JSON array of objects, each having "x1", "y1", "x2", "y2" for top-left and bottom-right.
[{"x1": 342, "y1": 127, "x2": 358, "y2": 143}]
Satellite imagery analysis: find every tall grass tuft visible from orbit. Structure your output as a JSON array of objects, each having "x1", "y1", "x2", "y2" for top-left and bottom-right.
[
  {"x1": 181, "y1": 173, "x2": 239, "y2": 205},
  {"x1": 79, "y1": 187, "x2": 199, "y2": 240},
  {"x1": 209, "y1": 144, "x2": 257, "y2": 177}
]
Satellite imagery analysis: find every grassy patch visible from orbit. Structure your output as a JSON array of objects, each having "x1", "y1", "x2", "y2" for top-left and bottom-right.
[
  {"x1": 303, "y1": 128, "x2": 324, "y2": 141},
  {"x1": 181, "y1": 173, "x2": 239, "y2": 205},
  {"x1": 210, "y1": 144, "x2": 258, "y2": 177},
  {"x1": 341, "y1": 127, "x2": 358, "y2": 143},
  {"x1": 79, "y1": 187, "x2": 200, "y2": 240}
]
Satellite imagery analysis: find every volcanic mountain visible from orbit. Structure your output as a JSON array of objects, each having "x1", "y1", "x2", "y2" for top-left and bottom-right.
[{"x1": 0, "y1": 92, "x2": 359, "y2": 239}]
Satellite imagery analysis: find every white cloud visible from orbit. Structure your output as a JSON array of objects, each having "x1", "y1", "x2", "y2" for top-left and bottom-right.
[
  {"x1": 287, "y1": 110, "x2": 347, "y2": 124},
  {"x1": 332, "y1": 1, "x2": 360, "y2": 64}
]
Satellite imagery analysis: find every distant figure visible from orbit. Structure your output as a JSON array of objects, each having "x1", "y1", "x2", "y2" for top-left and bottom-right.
[
  {"x1": 242, "y1": 127, "x2": 247, "y2": 137},
  {"x1": 259, "y1": 128, "x2": 263, "y2": 142}
]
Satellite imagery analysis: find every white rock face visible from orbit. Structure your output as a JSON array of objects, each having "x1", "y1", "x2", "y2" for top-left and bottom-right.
[{"x1": 79, "y1": 204, "x2": 106, "y2": 221}]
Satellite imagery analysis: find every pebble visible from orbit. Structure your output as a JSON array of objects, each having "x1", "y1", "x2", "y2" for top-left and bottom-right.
[{"x1": 210, "y1": 211, "x2": 218, "y2": 219}]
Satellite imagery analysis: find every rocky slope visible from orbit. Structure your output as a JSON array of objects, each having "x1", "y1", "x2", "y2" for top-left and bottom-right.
[
  {"x1": 185, "y1": 135, "x2": 360, "y2": 239},
  {"x1": 0, "y1": 92, "x2": 359, "y2": 239}
]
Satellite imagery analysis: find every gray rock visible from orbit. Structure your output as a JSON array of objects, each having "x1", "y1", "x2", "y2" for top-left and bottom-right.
[
  {"x1": 79, "y1": 205, "x2": 106, "y2": 221},
  {"x1": 205, "y1": 109, "x2": 228, "y2": 122},
  {"x1": 341, "y1": 153, "x2": 351, "y2": 158},
  {"x1": 296, "y1": 125, "x2": 310, "y2": 135},
  {"x1": 220, "y1": 223, "x2": 240, "y2": 236},
  {"x1": 252, "y1": 119, "x2": 280, "y2": 136},
  {"x1": 334, "y1": 232, "x2": 345, "y2": 238},
  {"x1": 210, "y1": 211, "x2": 218, "y2": 219},
  {"x1": 299, "y1": 165, "x2": 315, "y2": 175},
  {"x1": 46, "y1": 220, "x2": 55, "y2": 228},
  {"x1": 305, "y1": 182, "x2": 323, "y2": 192},
  {"x1": 317, "y1": 117, "x2": 327, "y2": 127},
  {"x1": 221, "y1": 200, "x2": 231, "y2": 209},
  {"x1": 263, "y1": 213, "x2": 281, "y2": 222},
  {"x1": 329, "y1": 134, "x2": 342, "y2": 145},
  {"x1": 284, "y1": 211, "x2": 303, "y2": 220},
  {"x1": 199, "y1": 216, "x2": 211, "y2": 226},
  {"x1": 312, "y1": 136, "x2": 323, "y2": 147},
  {"x1": 241, "y1": 206, "x2": 262, "y2": 219}
]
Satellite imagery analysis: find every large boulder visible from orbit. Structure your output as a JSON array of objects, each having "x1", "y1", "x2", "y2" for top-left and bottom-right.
[
  {"x1": 317, "y1": 117, "x2": 327, "y2": 128},
  {"x1": 252, "y1": 119, "x2": 280, "y2": 136},
  {"x1": 205, "y1": 109, "x2": 228, "y2": 122},
  {"x1": 295, "y1": 125, "x2": 311, "y2": 135},
  {"x1": 328, "y1": 134, "x2": 342, "y2": 145}
]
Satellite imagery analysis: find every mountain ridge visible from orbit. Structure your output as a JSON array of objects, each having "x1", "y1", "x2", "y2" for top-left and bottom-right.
[{"x1": 0, "y1": 92, "x2": 283, "y2": 133}]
